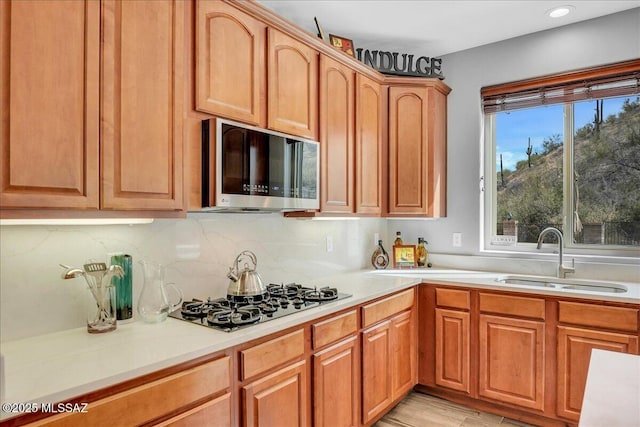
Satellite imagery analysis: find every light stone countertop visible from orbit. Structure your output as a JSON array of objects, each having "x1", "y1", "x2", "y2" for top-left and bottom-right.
[
  {"x1": 579, "y1": 349, "x2": 640, "y2": 426},
  {"x1": 1, "y1": 268, "x2": 638, "y2": 422}
]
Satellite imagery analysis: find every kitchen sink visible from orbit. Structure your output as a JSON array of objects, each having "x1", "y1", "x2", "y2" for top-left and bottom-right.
[{"x1": 495, "y1": 275, "x2": 628, "y2": 293}]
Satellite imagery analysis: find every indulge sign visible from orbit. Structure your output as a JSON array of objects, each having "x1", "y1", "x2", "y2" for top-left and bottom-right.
[{"x1": 355, "y1": 48, "x2": 444, "y2": 79}]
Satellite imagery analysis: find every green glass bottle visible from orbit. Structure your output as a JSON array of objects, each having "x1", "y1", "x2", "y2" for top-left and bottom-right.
[{"x1": 111, "y1": 254, "x2": 133, "y2": 320}]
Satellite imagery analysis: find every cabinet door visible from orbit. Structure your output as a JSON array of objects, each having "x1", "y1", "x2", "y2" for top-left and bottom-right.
[
  {"x1": 391, "y1": 310, "x2": 416, "y2": 399},
  {"x1": 196, "y1": 0, "x2": 266, "y2": 126},
  {"x1": 0, "y1": 0, "x2": 100, "y2": 210},
  {"x1": 313, "y1": 336, "x2": 359, "y2": 427},
  {"x1": 388, "y1": 85, "x2": 447, "y2": 217},
  {"x1": 355, "y1": 74, "x2": 384, "y2": 215},
  {"x1": 479, "y1": 314, "x2": 545, "y2": 411},
  {"x1": 101, "y1": 0, "x2": 184, "y2": 210},
  {"x1": 388, "y1": 86, "x2": 427, "y2": 216},
  {"x1": 243, "y1": 360, "x2": 309, "y2": 427},
  {"x1": 267, "y1": 28, "x2": 318, "y2": 139},
  {"x1": 556, "y1": 326, "x2": 639, "y2": 421},
  {"x1": 435, "y1": 308, "x2": 470, "y2": 393},
  {"x1": 361, "y1": 320, "x2": 392, "y2": 424},
  {"x1": 319, "y1": 55, "x2": 354, "y2": 213}
]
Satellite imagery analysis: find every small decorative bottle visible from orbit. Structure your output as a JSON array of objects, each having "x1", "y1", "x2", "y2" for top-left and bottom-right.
[
  {"x1": 416, "y1": 238, "x2": 428, "y2": 267},
  {"x1": 371, "y1": 240, "x2": 390, "y2": 270},
  {"x1": 394, "y1": 231, "x2": 403, "y2": 246}
]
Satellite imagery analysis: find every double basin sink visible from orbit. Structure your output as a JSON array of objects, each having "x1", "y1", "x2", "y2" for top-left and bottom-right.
[
  {"x1": 494, "y1": 275, "x2": 628, "y2": 293},
  {"x1": 372, "y1": 269, "x2": 629, "y2": 294}
]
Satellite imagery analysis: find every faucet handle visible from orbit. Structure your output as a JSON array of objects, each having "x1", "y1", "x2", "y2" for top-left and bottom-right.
[{"x1": 562, "y1": 258, "x2": 576, "y2": 277}]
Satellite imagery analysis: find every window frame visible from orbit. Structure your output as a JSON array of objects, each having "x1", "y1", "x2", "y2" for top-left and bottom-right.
[{"x1": 481, "y1": 97, "x2": 639, "y2": 257}]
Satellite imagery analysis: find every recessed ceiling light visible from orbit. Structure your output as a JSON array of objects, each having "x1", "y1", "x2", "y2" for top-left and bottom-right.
[{"x1": 548, "y1": 5, "x2": 575, "y2": 18}]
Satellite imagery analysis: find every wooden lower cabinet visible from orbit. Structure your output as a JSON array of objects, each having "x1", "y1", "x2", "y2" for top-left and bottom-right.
[
  {"x1": 155, "y1": 393, "x2": 232, "y2": 427},
  {"x1": 361, "y1": 319, "x2": 392, "y2": 424},
  {"x1": 361, "y1": 309, "x2": 416, "y2": 425},
  {"x1": 391, "y1": 310, "x2": 416, "y2": 398},
  {"x1": 556, "y1": 322, "x2": 639, "y2": 421},
  {"x1": 23, "y1": 356, "x2": 231, "y2": 427},
  {"x1": 435, "y1": 308, "x2": 470, "y2": 393},
  {"x1": 479, "y1": 314, "x2": 545, "y2": 411},
  {"x1": 556, "y1": 301, "x2": 639, "y2": 422},
  {"x1": 422, "y1": 285, "x2": 640, "y2": 425},
  {"x1": 313, "y1": 336, "x2": 359, "y2": 427},
  {"x1": 242, "y1": 360, "x2": 309, "y2": 427}
]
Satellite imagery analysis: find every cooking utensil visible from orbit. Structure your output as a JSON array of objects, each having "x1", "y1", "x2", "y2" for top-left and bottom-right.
[
  {"x1": 84, "y1": 262, "x2": 108, "y2": 277},
  {"x1": 226, "y1": 250, "x2": 267, "y2": 297},
  {"x1": 60, "y1": 264, "x2": 85, "y2": 280},
  {"x1": 60, "y1": 262, "x2": 116, "y2": 333}
]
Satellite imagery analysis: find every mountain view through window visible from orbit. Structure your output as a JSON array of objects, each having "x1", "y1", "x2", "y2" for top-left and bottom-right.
[{"x1": 493, "y1": 95, "x2": 640, "y2": 247}]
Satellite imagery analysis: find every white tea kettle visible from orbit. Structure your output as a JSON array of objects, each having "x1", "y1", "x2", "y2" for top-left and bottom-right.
[{"x1": 226, "y1": 251, "x2": 267, "y2": 298}]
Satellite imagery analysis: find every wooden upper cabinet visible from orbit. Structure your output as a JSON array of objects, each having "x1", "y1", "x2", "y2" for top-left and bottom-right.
[
  {"x1": 196, "y1": 0, "x2": 266, "y2": 126},
  {"x1": 101, "y1": 0, "x2": 184, "y2": 210},
  {"x1": 267, "y1": 28, "x2": 319, "y2": 140},
  {"x1": 0, "y1": 0, "x2": 100, "y2": 210},
  {"x1": 320, "y1": 55, "x2": 355, "y2": 213},
  {"x1": 355, "y1": 74, "x2": 385, "y2": 215},
  {"x1": 387, "y1": 81, "x2": 449, "y2": 217}
]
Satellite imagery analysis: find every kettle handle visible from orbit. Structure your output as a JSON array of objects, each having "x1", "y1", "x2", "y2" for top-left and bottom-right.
[
  {"x1": 237, "y1": 250, "x2": 258, "y2": 271},
  {"x1": 228, "y1": 250, "x2": 258, "y2": 281}
]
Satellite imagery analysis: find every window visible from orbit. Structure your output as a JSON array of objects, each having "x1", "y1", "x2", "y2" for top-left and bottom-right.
[{"x1": 482, "y1": 60, "x2": 640, "y2": 254}]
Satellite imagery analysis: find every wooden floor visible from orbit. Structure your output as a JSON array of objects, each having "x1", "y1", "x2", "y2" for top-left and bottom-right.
[{"x1": 375, "y1": 392, "x2": 537, "y2": 427}]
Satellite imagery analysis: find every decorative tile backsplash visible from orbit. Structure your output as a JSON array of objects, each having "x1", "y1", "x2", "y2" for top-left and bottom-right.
[{"x1": 0, "y1": 214, "x2": 387, "y2": 341}]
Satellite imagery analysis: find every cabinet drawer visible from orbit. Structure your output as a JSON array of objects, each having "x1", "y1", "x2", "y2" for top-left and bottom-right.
[
  {"x1": 559, "y1": 301, "x2": 638, "y2": 332},
  {"x1": 479, "y1": 293, "x2": 545, "y2": 320},
  {"x1": 25, "y1": 356, "x2": 231, "y2": 427},
  {"x1": 155, "y1": 393, "x2": 232, "y2": 427},
  {"x1": 240, "y1": 329, "x2": 305, "y2": 380},
  {"x1": 313, "y1": 310, "x2": 357, "y2": 349},
  {"x1": 362, "y1": 288, "x2": 415, "y2": 328},
  {"x1": 436, "y1": 288, "x2": 470, "y2": 310}
]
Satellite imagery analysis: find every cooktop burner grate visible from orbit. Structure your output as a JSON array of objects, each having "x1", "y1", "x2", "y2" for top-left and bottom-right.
[{"x1": 169, "y1": 283, "x2": 351, "y2": 332}]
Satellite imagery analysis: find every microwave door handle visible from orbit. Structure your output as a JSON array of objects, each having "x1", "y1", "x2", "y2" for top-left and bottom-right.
[{"x1": 294, "y1": 143, "x2": 303, "y2": 198}]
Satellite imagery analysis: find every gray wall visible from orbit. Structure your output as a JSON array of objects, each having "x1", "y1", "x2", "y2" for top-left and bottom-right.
[{"x1": 390, "y1": 9, "x2": 640, "y2": 254}]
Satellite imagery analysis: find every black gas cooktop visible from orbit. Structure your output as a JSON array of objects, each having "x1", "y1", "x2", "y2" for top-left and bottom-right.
[{"x1": 169, "y1": 283, "x2": 351, "y2": 332}]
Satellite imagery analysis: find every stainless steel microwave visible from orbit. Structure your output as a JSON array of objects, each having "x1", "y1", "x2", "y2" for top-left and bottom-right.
[{"x1": 200, "y1": 119, "x2": 319, "y2": 212}]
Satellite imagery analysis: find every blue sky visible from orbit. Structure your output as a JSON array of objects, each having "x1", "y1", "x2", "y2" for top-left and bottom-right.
[{"x1": 495, "y1": 97, "x2": 628, "y2": 170}]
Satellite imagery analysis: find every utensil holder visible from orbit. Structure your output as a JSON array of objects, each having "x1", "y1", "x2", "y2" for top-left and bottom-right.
[{"x1": 86, "y1": 282, "x2": 117, "y2": 334}]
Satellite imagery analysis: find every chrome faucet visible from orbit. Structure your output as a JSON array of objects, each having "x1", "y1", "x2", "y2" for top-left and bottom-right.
[{"x1": 536, "y1": 227, "x2": 575, "y2": 278}]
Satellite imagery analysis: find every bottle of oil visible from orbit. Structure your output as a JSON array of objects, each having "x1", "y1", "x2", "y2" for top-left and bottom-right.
[
  {"x1": 416, "y1": 237, "x2": 428, "y2": 267},
  {"x1": 394, "y1": 231, "x2": 403, "y2": 246}
]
